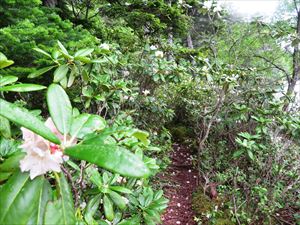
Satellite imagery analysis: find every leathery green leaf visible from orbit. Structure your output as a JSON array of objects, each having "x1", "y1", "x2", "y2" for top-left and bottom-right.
[
  {"x1": 0, "y1": 84, "x2": 46, "y2": 92},
  {"x1": 44, "y1": 173, "x2": 76, "y2": 225},
  {"x1": 27, "y1": 180, "x2": 52, "y2": 225},
  {"x1": 108, "y1": 191, "x2": 127, "y2": 210},
  {"x1": 53, "y1": 64, "x2": 69, "y2": 83},
  {"x1": 47, "y1": 84, "x2": 72, "y2": 135},
  {"x1": 103, "y1": 195, "x2": 114, "y2": 221},
  {"x1": 0, "y1": 171, "x2": 46, "y2": 224},
  {"x1": 28, "y1": 66, "x2": 55, "y2": 78},
  {"x1": 70, "y1": 113, "x2": 106, "y2": 139},
  {"x1": 0, "y1": 98, "x2": 60, "y2": 144},
  {"x1": 0, "y1": 152, "x2": 25, "y2": 172},
  {"x1": 0, "y1": 76, "x2": 18, "y2": 86},
  {"x1": 64, "y1": 144, "x2": 150, "y2": 178}
]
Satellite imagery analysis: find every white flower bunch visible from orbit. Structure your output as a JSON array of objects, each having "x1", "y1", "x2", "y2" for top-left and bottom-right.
[
  {"x1": 203, "y1": 1, "x2": 222, "y2": 13},
  {"x1": 20, "y1": 118, "x2": 76, "y2": 179},
  {"x1": 150, "y1": 45, "x2": 157, "y2": 50},
  {"x1": 155, "y1": 50, "x2": 164, "y2": 58},
  {"x1": 142, "y1": 89, "x2": 150, "y2": 96},
  {"x1": 99, "y1": 43, "x2": 110, "y2": 51}
]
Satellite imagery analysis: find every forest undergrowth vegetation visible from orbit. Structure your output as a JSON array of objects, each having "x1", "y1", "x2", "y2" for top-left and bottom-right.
[{"x1": 0, "y1": 0, "x2": 299, "y2": 224}]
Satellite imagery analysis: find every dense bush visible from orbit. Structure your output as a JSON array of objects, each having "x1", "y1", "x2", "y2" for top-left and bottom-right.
[{"x1": 0, "y1": 0, "x2": 299, "y2": 224}]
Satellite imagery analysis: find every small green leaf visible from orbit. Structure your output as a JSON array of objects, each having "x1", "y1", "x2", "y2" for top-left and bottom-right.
[
  {"x1": 60, "y1": 75, "x2": 68, "y2": 89},
  {"x1": 110, "y1": 186, "x2": 132, "y2": 194},
  {"x1": 28, "y1": 66, "x2": 56, "y2": 78},
  {"x1": 0, "y1": 84, "x2": 47, "y2": 92},
  {"x1": 0, "y1": 59, "x2": 14, "y2": 69},
  {"x1": 82, "y1": 70, "x2": 89, "y2": 83},
  {"x1": 108, "y1": 191, "x2": 127, "y2": 210},
  {"x1": 52, "y1": 50, "x2": 60, "y2": 59},
  {"x1": 0, "y1": 98, "x2": 60, "y2": 144},
  {"x1": 0, "y1": 76, "x2": 18, "y2": 86},
  {"x1": 132, "y1": 130, "x2": 150, "y2": 146},
  {"x1": 70, "y1": 114, "x2": 106, "y2": 139},
  {"x1": 53, "y1": 64, "x2": 69, "y2": 83},
  {"x1": 0, "y1": 138, "x2": 19, "y2": 157},
  {"x1": 64, "y1": 144, "x2": 150, "y2": 178},
  {"x1": 0, "y1": 172, "x2": 12, "y2": 182},
  {"x1": 33, "y1": 47, "x2": 52, "y2": 58},
  {"x1": 85, "y1": 166, "x2": 102, "y2": 187},
  {"x1": 103, "y1": 195, "x2": 114, "y2": 221},
  {"x1": 57, "y1": 41, "x2": 71, "y2": 58},
  {"x1": 0, "y1": 152, "x2": 25, "y2": 172},
  {"x1": 0, "y1": 52, "x2": 8, "y2": 60},
  {"x1": 75, "y1": 56, "x2": 92, "y2": 63},
  {"x1": 0, "y1": 116, "x2": 11, "y2": 138},
  {"x1": 247, "y1": 150, "x2": 254, "y2": 161},
  {"x1": 44, "y1": 173, "x2": 76, "y2": 225},
  {"x1": 84, "y1": 194, "x2": 101, "y2": 224},
  {"x1": 47, "y1": 84, "x2": 72, "y2": 135},
  {"x1": 67, "y1": 70, "x2": 75, "y2": 87},
  {"x1": 74, "y1": 48, "x2": 94, "y2": 57},
  {"x1": 233, "y1": 149, "x2": 244, "y2": 158},
  {"x1": 118, "y1": 216, "x2": 141, "y2": 225}
]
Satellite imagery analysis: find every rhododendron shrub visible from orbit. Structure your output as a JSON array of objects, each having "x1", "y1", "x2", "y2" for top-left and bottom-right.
[{"x1": 0, "y1": 82, "x2": 166, "y2": 224}]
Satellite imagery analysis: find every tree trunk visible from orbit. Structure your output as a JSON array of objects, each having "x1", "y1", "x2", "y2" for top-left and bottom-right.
[
  {"x1": 187, "y1": 32, "x2": 196, "y2": 77},
  {"x1": 187, "y1": 32, "x2": 194, "y2": 49},
  {"x1": 197, "y1": 88, "x2": 225, "y2": 177},
  {"x1": 287, "y1": 10, "x2": 300, "y2": 96},
  {"x1": 167, "y1": 31, "x2": 174, "y2": 61}
]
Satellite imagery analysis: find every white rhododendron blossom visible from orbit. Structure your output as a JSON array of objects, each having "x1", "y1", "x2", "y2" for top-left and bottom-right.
[
  {"x1": 213, "y1": 4, "x2": 222, "y2": 12},
  {"x1": 203, "y1": 1, "x2": 222, "y2": 12},
  {"x1": 19, "y1": 118, "x2": 75, "y2": 179},
  {"x1": 142, "y1": 89, "x2": 150, "y2": 96},
  {"x1": 150, "y1": 45, "x2": 157, "y2": 50},
  {"x1": 155, "y1": 50, "x2": 164, "y2": 58},
  {"x1": 136, "y1": 180, "x2": 143, "y2": 186},
  {"x1": 99, "y1": 43, "x2": 110, "y2": 50},
  {"x1": 122, "y1": 70, "x2": 130, "y2": 76},
  {"x1": 203, "y1": 1, "x2": 213, "y2": 9}
]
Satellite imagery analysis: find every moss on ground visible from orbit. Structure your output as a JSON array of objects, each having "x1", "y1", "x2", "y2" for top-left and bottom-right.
[{"x1": 192, "y1": 187, "x2": 234, "y2": 225}]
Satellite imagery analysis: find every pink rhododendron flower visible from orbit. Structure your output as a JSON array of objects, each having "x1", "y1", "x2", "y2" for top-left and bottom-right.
[{"x1": 20, "y1": 118, "x2": 76, "y2": 179}]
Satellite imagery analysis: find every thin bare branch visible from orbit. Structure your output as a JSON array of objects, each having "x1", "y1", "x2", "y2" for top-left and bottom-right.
[{"x1": 254, "y1": 54, "x2": 290, "y2": 82}]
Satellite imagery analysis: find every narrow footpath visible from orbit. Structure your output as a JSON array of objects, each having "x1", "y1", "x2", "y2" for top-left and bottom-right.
[{"x1": 160, "y1": 144, "x2": 198, "y2": 225}]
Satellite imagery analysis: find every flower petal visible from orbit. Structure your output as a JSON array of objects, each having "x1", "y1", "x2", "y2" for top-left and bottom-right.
[
  {"x1": 45, "y1": 117, "x2": 64, "y2": 141},
  {"x1": 21, "y1": 127, "x2": 35, "y2": 142}
]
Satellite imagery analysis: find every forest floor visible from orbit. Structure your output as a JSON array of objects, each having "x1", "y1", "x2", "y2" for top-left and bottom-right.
[{"x1": 160, "y1": 144, "x2": 199, "y2": 225}]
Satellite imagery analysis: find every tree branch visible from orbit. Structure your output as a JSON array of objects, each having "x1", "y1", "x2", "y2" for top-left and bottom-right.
[
  {"x1": 254, "y1": 54, "x2": 290, "y2": 82},
  {"x1": 293, "y1": 0, "x2": 299, "y2": 14}
]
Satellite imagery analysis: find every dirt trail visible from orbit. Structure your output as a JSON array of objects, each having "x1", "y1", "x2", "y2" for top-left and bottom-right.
[{"x1": 160, "y1": 144, "x2": 198, "y2": 225}]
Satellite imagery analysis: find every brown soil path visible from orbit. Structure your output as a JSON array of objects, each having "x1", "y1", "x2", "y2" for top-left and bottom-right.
[{"x1": 160, "y1": 144, "x2": 199, "y2": 225}]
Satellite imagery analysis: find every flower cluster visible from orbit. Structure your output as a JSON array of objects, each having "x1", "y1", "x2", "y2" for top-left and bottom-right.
[{"x1": 20, "y1": 118, "x2": 75, "y2": 179}]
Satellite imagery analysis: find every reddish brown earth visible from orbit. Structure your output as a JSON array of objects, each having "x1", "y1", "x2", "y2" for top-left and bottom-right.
[{"x1": 160, "y1": 144, "x2": 199, "y2": 225}]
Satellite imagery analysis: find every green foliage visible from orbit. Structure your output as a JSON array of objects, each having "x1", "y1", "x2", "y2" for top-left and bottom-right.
[
  {"x1": 0, "y1": 98, "x2": 61, "y2": 144},
  {"x1": 65, "y1": 144, "x2": 150, "y2": 178},
  {"x1": 44, "y1": 173, "x2": 76, "y2": 225},
  {"x1": 0, "y1": 172, "x2": 49, "y2": 224},
  {"x1": 1, "y1": 0, "x2": 299, "y2": 224},
  {"x1": 0, "y1": 0, "x2": 97, "y2": 76},
  {"x1": 128, "y1": 187, "x2": 168, "y2": 225}
]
